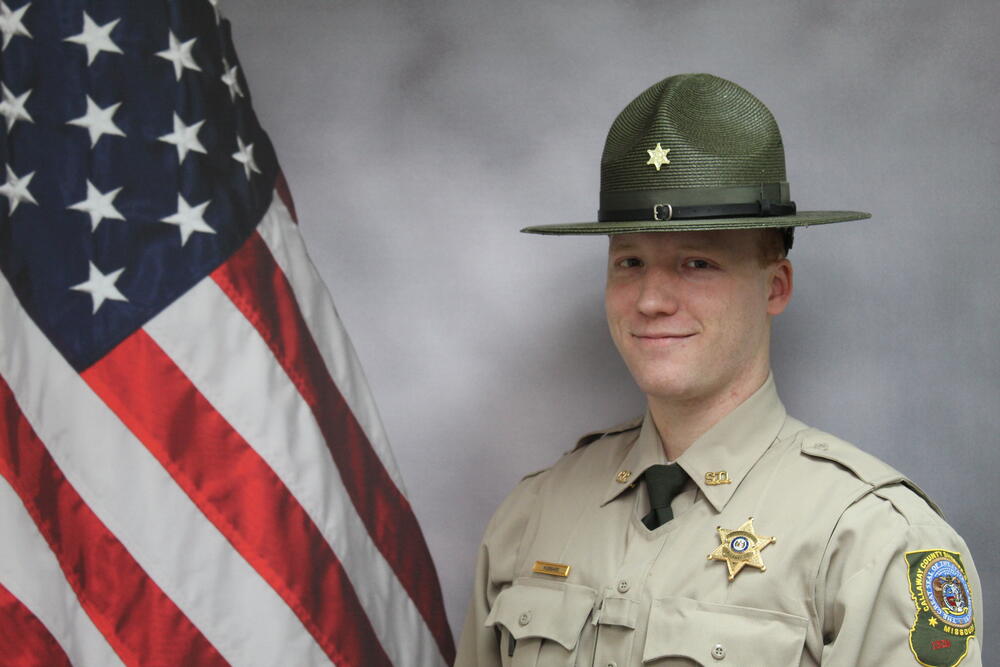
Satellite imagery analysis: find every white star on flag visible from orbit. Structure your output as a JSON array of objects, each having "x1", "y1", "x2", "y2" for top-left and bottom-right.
[
  {"x1": 67, "y1": 96, "x2": 126, "y2": 147},
  {"x1": 0, "y1": 164, "x2": 36, "y2": 213},
  {"x1": 0, "y1": 82, "x2": 31, "y2": 130},
  {"x1": 221, "y1": 61, "x2": 243, "y2": 101},
  {"x1": 156, "y1": 31, "x2": 201, "y2": 81},
  {"x1": 68, "y1": 180, "x2": 125, "y2": 232},
  {"x1": 160, "y1": 193, "x2": 215, "y2": 245},
  {"x1": 0, "y1": 3, "x2": 458, "y2": 663},
  {"x1": 232, "y1": 136, "x2": 260, "y2": 180},
  {"x1": 0, "y1": 1, "x2": 31, "y2": 50},
  {"x1": 70, "y1": 261, "x2": 128, "y2": 314},
  {"x1": 158, "y1": 113, "x2": 207, "y2": 162},
  {"x1": 64, "y1": 12, "x2": 123, "y2": 65}
]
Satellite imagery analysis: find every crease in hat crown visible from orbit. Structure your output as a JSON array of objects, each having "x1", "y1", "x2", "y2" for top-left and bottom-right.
[{"x1": 522, "y1": 73, "x2": 870, "y2": 235}]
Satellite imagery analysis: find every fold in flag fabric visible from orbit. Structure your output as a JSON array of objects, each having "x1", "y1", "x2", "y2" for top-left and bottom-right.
[{"x1": 0, "y1": 1, "x2": 454, "y2": 665}]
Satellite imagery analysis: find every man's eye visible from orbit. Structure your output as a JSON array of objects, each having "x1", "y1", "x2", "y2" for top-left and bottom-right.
[
  {"x1": 684, "y1": 259, "x2": 712, "y2": 269},
  {"x1": 616, "y1": 257, "x2": 643, "y2": 269}
]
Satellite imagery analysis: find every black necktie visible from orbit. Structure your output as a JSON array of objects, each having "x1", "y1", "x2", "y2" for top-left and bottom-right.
[{"x1": 642, "y1": 464, "x2": 688, "y2": 530}]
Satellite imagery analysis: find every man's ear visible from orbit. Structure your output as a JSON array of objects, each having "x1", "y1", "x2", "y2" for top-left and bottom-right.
[{"x1": 766, "y1": 259, "x2": 793, "y2": 316}]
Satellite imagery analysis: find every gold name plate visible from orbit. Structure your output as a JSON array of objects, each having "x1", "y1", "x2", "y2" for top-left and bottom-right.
[{"x1": 532, "y1": 561, "x2": 571, "y2": 578}]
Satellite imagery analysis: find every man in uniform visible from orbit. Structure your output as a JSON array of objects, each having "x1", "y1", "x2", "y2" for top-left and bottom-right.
[{"x1": 455, "y1": 74, "x2": 982, "y2": 666}]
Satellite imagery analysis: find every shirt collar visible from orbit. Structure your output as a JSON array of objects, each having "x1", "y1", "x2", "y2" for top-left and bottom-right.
[
  {"x1": 601, "y1": 374, "x2": 787, "y2": 511},
  {"x1": 601, "y1": 411, "x2": 669, "y2": 505}
]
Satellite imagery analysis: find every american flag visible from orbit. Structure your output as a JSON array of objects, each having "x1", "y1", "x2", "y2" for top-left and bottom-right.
[{"x1": 0, "y1": 1, "x2": 454, "y2": 665}]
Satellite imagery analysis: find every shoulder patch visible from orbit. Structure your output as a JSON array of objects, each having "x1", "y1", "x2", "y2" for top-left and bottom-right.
[
  {"x1": 799, "y1": 428, "x2": 943, "y2": 517},
  {"x1": 905, "y1": 549, "x2": 975, "y2": 666},
  {"x1": 573, "y1": 416, "x2": 643, "y2": 450}
]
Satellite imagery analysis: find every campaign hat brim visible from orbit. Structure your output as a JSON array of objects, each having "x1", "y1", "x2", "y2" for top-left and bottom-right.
[{"x1": 521, "y1": 210, "x2": 871, "y2": 235}]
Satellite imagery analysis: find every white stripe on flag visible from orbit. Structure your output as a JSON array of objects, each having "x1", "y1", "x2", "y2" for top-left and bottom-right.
[
  {"x1": 0, "y1": 478, "x2": 123, "y2": 666},
  {"x1": 256, "y1": 197, "x2": 408, "y2": 494},
  {"x1": 145, "y1": 253, "x2": 444, "y2": 667},
  {"x1": 0, "y1": 274, "x2": 331, "y2": 666}
]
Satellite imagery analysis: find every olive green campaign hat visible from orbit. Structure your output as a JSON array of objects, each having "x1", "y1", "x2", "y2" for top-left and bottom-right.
[{"x1": 521, "y1": 73, "x2": 870, "y2": 235}]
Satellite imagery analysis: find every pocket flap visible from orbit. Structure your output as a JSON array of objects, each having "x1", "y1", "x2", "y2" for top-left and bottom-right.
[
  {"x1": 596, "y1": 596, "x2": 640, "y2": 629},
  {"x1": 643, "y1": 596, "x2": 807, "y2": 665},
  {"x1": 485, "y1": 580, "x2": 597, "y2": 651}
]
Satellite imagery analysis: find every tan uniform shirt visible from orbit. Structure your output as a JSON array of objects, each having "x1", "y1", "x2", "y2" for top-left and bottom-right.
[{"x1": 456, "y1": 376, "x2": 983, "y2": 666}]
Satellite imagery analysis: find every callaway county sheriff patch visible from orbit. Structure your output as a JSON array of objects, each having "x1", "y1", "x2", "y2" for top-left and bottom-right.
[{"x1": 905, "y1": 549, "x2": 975, "y2": 666}]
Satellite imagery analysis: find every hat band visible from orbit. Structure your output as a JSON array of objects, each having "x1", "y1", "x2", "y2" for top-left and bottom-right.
[
  {"x1": 598, "y1": 183, "x2": 793, "y2": 222},
  {"x1": 599, "y1": 199, "x2": 796, "y2": 222}
]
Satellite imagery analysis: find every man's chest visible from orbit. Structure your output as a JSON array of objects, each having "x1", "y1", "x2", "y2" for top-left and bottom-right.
[{"x1": 488, "y1": 473, "x2": 834, "y2": 665}]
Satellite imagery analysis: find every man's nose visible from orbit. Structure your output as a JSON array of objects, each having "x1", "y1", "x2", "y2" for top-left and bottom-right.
[{"x1": 636, "y1": 268, "x2": 680, "y2": 317}]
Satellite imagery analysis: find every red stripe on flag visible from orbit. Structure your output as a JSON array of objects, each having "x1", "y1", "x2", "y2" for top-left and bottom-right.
[
  {"x1": 212, "y1": 231, "x2": 456, "y2": 663},
  {"x1": 81, "y1": 330, "x2": 393, "y2": 667},
  {"x1": 0, "y1": 581, "x2": 72, "y2": 667},
  {"x1": 0, "y1": 376, "x2": 227, "y2": 667}
]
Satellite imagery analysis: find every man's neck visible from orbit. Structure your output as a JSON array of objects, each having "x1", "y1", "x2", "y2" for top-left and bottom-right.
[{"x1": 647, "y1": 365, "x2": 770, "y2": 461}]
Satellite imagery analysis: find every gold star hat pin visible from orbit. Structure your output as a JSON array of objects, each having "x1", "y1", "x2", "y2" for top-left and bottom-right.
[
  {"x1": 645, "y1": 142, "x2": 670, "y2": 171},
  {"x1": 707, "y1": 517, "x2": 774, "y2": 581}
]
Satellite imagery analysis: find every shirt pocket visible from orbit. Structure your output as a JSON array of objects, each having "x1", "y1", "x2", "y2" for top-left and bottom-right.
[
  {"x1": 485, "y1": 579, "x2": 597, "y2": 667},
  {"x1": 642, "y1": 596, "x2": 808, "y2": 666}
]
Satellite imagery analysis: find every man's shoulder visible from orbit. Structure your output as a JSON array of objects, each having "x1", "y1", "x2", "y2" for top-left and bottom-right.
[
  {"x1": 504, "y1": 416, "x2": 644, "y2": 496},
  {"x1": 789, "y1": 421, "x2": 907, "y2": 486},
  {"x1": 779, "y1": 418, "x2": 944, "y2": 521},
  {"x1": 572, "y1": 415, "x2": 644, "y2": 450},
  {"x1": 483, "y1": 417, "x2": 643, "y2": 541}
]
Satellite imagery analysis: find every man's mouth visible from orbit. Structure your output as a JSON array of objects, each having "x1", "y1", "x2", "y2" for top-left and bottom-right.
[{"x1": 631, "y1": 332, "x2": 696, "y2": 341}]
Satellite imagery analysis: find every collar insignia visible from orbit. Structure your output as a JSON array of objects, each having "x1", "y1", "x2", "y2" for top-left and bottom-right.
[
  {"x1": 707, "y1": 517, "x2": 774, "y2": 581},
  {"x1": 645, "y1": 143, "x2": 670, "y2": 171},
  {"x1": 705, "y1": 471, "x2": 732, "y2": 486}
]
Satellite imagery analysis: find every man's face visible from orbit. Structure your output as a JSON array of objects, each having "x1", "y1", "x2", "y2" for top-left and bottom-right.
[{"x1": 605, "y1": 230, "x2": 792, "y2": 407}]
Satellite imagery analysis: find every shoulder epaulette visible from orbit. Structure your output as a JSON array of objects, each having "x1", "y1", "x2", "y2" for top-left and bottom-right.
[
  {"x1": 798, "y1": 428, "x2": 943, "y2": 517},
  {"x1": 518, "y1": 467, "x2": 549, "y2": 482},
  {"x1": 574, "y1": 415, "x2": 643, "y2": 450}
]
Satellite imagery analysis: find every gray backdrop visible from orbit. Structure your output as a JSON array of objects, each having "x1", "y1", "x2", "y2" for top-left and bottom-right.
[{"x1": 226, "y1": 0, "x2": 998, "y2": 655}]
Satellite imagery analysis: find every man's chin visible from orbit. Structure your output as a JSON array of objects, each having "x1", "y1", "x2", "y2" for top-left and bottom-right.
[{"x1": 631, "y1": 375, "x2": 702, "y2": 403}]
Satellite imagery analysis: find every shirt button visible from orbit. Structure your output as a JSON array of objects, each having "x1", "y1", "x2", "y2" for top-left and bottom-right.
[
  {"x1": 606, "y1": 662, "x2": 617, "y2": 667},
  {"x1": 712, "y1": 643, "x2": 726, "y2": 660},
  {"x1": 616, "y1": 579, "x2": 630, "y2": 593},
  {"x1": 518, "y1": 611, "x2": 531, "y2": 626}
]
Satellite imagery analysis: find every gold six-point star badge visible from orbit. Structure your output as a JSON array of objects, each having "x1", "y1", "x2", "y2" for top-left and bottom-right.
[
  {"x1": 646, "y1": 143, "x2": 670, "y2": 170},
  {"x1": 707, "y1": 517, "x2": 774, "y2": 581}
]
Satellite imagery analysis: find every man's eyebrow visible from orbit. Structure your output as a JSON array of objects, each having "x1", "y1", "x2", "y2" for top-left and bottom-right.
[
  {"x1": 609, "y1": 242, "x2": 727, "y2": 254},
  {"x1": 676, "y1": 242, "x2": 724, "y2": 253},
  {"x1": 608, "y1": 239, "x2": 637, "y2": 251}
]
